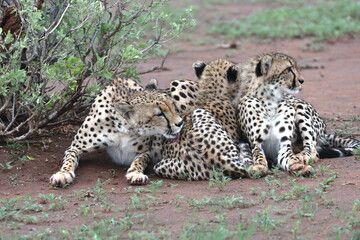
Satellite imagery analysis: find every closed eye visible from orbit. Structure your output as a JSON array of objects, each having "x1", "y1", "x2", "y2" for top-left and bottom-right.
[{"x1": 154, "y1": 111, "x2": 165, "y2": 117}]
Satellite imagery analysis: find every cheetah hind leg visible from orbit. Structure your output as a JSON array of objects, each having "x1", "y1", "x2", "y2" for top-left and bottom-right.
[
  {"x1": 154, "y1": 156, "x2": 215, "y2": 181},
  {"x1": 235, "y1": 142, "x2": 267, "y2": 178}
]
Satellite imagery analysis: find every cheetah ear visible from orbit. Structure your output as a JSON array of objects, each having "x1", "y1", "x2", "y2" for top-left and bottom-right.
[
  {"x1": 116, "y1": 101, "x2": 134, "y2": 119},
  {"x1": 226, "y1": 65, "x2": 238, "y2": 83},
  {"x1": 144, "y1": 79, "x2": 158, "y2": 91},
  {"x1": 255, "y1": 55, "x2": 272, "y2": 77},
  {"x1": 193, "y1": 61, "x2": 206, "y2": 79}
]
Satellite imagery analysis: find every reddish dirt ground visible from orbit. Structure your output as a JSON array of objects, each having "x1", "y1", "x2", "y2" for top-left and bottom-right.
[{"x1": 1, "y1": 2, "x2": 360, "y2": 239}]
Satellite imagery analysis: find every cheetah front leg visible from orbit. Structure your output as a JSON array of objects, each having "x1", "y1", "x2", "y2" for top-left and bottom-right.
[
  {"x1": 275, "y1": 103, "x2": 312, "y2": 175},
  {"x1": 237, "y1": 98, "x2": 269, "y2": 176},
  {"x1": 50, "y1": 115, "x2": 115, "y2": 187},
  {"x1": 125, "y1": 152, "x2": 151, "y2": 185},
  {"x1": 50, "y1": 143, "x2": 104, "y2": 187},
  {"x1": 294, "y1": 103, "x2": 321, "y2": 164},
  {"x1": 50, "y1": 147, "x2": 81, "y2": 187}
]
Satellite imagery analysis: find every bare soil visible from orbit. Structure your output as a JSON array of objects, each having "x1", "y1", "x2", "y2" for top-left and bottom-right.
[{"x1": 1, "y1": 2, "x2": 360, "y2": 239}]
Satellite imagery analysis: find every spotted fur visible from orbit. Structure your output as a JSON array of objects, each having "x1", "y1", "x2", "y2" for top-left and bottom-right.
[
  {"x1": 50, "y1": 78, "x2": 183, "y2": 187},
  {"x1": 166, "y1": 54, "x2": 359, "y2": 177},
  {"x1": 153, "y1": 59, "x2": 253, "y2": 180}
]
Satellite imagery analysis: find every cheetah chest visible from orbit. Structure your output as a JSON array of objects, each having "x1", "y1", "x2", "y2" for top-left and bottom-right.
[
  {"x1": 106, "y1": 133, "x2": 142, "y2": 166},
  {"x1": 261, "y1": 107, "x2": 296, "y2": 161}
]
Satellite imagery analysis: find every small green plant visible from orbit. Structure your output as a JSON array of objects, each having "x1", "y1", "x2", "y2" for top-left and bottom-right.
[
  {"x1": 130, "y1": 194, "x2": 148, "y2": 210},
  {"x1": 8, "y1": 174, "x2": 19, "y2": 185},
  {"x1": 290, "y1": 184, "x2": 308, "y2": 198},
  {"x1": 78, "y1": 205, "x2": 91, "y2": 217},
  {"x1": 236, "y1": 220, "x2": 257, "y2": 240},
  {"x1": 6, "y1": 141, "x2": 24, "y2": 150},
  {"x1": 264, "y1": 175, "x2": 282, "y2": 187},
  {"x1": 169, "y1": 183, "x2": 179, "y2": 188},
  {"x1": 250, "y1": 187, "x2": 260, "y2": 195},
  {"x1": 302, "y1": 42, "x2": 326, "y2": 52},
  {"x1": 148, "y1": 180, "x2": 167, "y2": 195},
  {"x1": 218, "y1": 195, "x2": 254, "y2": 209},
  {"x1": 18, "y1": 155, "x2": 36, "y2": 162},
  {"x1": 353, "y1": 146, "x2": 360, "y2": 160},
  {"x1": 352, "y1": 199, "x2": 360, "y2": 212},
  {"x1": 0, "y1": 161, "x2": 13, "y2": 170},
  {"x1": 334, "y1": 128, "x2": 352, "y2": 136},
  {"x1": 253, "y1": 207, "x2": 279, "y2": 233},
  {"x1": 133, "y1": 180, "x2": 167, "y2": 195},
  {"x1": 291, "y1": 220, "x2": 302, "y2": 239},
  {"x1": 296, "y1": 193, "x2": 318, "y2": 219},
  {"x1": 187, "y1": 197, "x2": 212, "y2": 210},
  {"x1": 208, "y1": 168, "x2": 231, "y2": 191},
  {"x1": 108, "y1": 169, "x2": 117, "y2": 178},
  {"x1": 318, "y1": 164, "x2": 339, "y2": 177},
  {"x1": 318, "y1": 177, "x2": 335, "y2": 192}
]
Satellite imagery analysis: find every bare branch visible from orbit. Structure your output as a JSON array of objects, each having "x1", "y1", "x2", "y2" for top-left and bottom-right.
[
  {"x1": 0, "y1": 95, "x2": 11, "y2": 114},
  {"x1": 43, "y1": 3, "x2": 70, "y2": 36},
  {"x1": 139, "y1": 50, "x2": 169, "y2": 75}
]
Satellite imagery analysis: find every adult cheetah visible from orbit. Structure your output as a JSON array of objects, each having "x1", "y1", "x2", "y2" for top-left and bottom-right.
[
  {"x1": 236, "y1": 52, "x2": 360, "y2": 175},
  {"x1": 50, "y1": 78, "x2": 184, "y2": 187}
]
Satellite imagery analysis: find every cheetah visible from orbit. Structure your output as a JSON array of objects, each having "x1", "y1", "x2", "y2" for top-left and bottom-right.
[
  {"x1": 236, "y1": 52, "x2": 360, "y2": 175},
  {"x1": 50, "y1": 78, "x2": 184, "y2": 187},
  {"x1": 153, "y1": 59, "x2": 253, "y2": 180}
]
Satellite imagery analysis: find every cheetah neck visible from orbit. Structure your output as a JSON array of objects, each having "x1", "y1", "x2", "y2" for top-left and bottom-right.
[{"x1": 248, "y1": 81, "x2": 286, "y2": 116}]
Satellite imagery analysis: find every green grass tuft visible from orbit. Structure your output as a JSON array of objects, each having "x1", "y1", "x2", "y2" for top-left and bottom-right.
[{"x1": 208, "y1": 0, "x2": 360, "y2": 41}]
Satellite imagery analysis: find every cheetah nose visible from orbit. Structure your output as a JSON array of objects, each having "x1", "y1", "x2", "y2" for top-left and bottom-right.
[
  {"x1": 299, "y1": 78, "x2": 304, "y2": 84},
  {"x1": 175, "y1": 120, "x2": 184, "y2": 128}
]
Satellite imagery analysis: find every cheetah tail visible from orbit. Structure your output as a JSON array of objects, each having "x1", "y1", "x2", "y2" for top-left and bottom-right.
[
  {"x1": 316, "y1": 134, "x2": 360, "y2": 158},
  {"x1": 316, "y1": 146, "x2": 353, "y2": 158}
]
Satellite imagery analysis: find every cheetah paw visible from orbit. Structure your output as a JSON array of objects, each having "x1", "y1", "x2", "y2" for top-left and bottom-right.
[
  {"x1": 289, "y1": 163, "x2": 313, "y2": 176},
  {"x1": 126, "y1": 171, "x2": 149, "y2": 185},
  {"x1": 296, "y1": 153, "x2": 319, "y2": 165},
  {"x1": 249, "y1": 164, "x2": 268, "y2": 178},
  {"x1": 50, "y1": 171, "x2": 75, "y2": 187}
]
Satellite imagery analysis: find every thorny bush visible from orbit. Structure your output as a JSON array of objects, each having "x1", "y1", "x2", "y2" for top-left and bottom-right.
[{"x1": 0, "y1": 0, "x2": 195, "y2": 141}]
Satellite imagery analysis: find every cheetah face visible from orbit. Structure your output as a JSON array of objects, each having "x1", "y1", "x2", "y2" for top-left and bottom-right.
[
  {"x1": 115, "y1": 93, "x2": 183, "y2": 139},
  {"x1": 255, "y1": 53, "x2": 304, "y2": 95}
]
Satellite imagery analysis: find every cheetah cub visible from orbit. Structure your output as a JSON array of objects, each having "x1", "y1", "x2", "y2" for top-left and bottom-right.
[
  {"x1": 50, "y1": 78, "x2": 183, "y2": 187},
  {"x1": 237, "y1": 52, "x2": 360, "y2": 175},
  {"x1": 154, "y1": 59, "x2": 253, "y2": 180}
]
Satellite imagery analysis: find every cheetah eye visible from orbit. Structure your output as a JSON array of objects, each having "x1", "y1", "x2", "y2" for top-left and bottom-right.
[
  {"x1": 154, "y1": 111, "x2": 165, "y2": 117},
  {"x1": 287, "y1": 67, "x2": 292, "y2": 72}
]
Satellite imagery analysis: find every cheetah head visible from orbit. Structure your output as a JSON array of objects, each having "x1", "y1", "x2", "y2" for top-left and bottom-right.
[
  {"x1": 114, "y1": 91, "x2": 183, "y2": 139},
  {"x1": 192, "y1": 59, "x2": 239, "y2": 98},
  {"x1": 254, "y1": 52, "x2": 304, "y2": 95}
]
